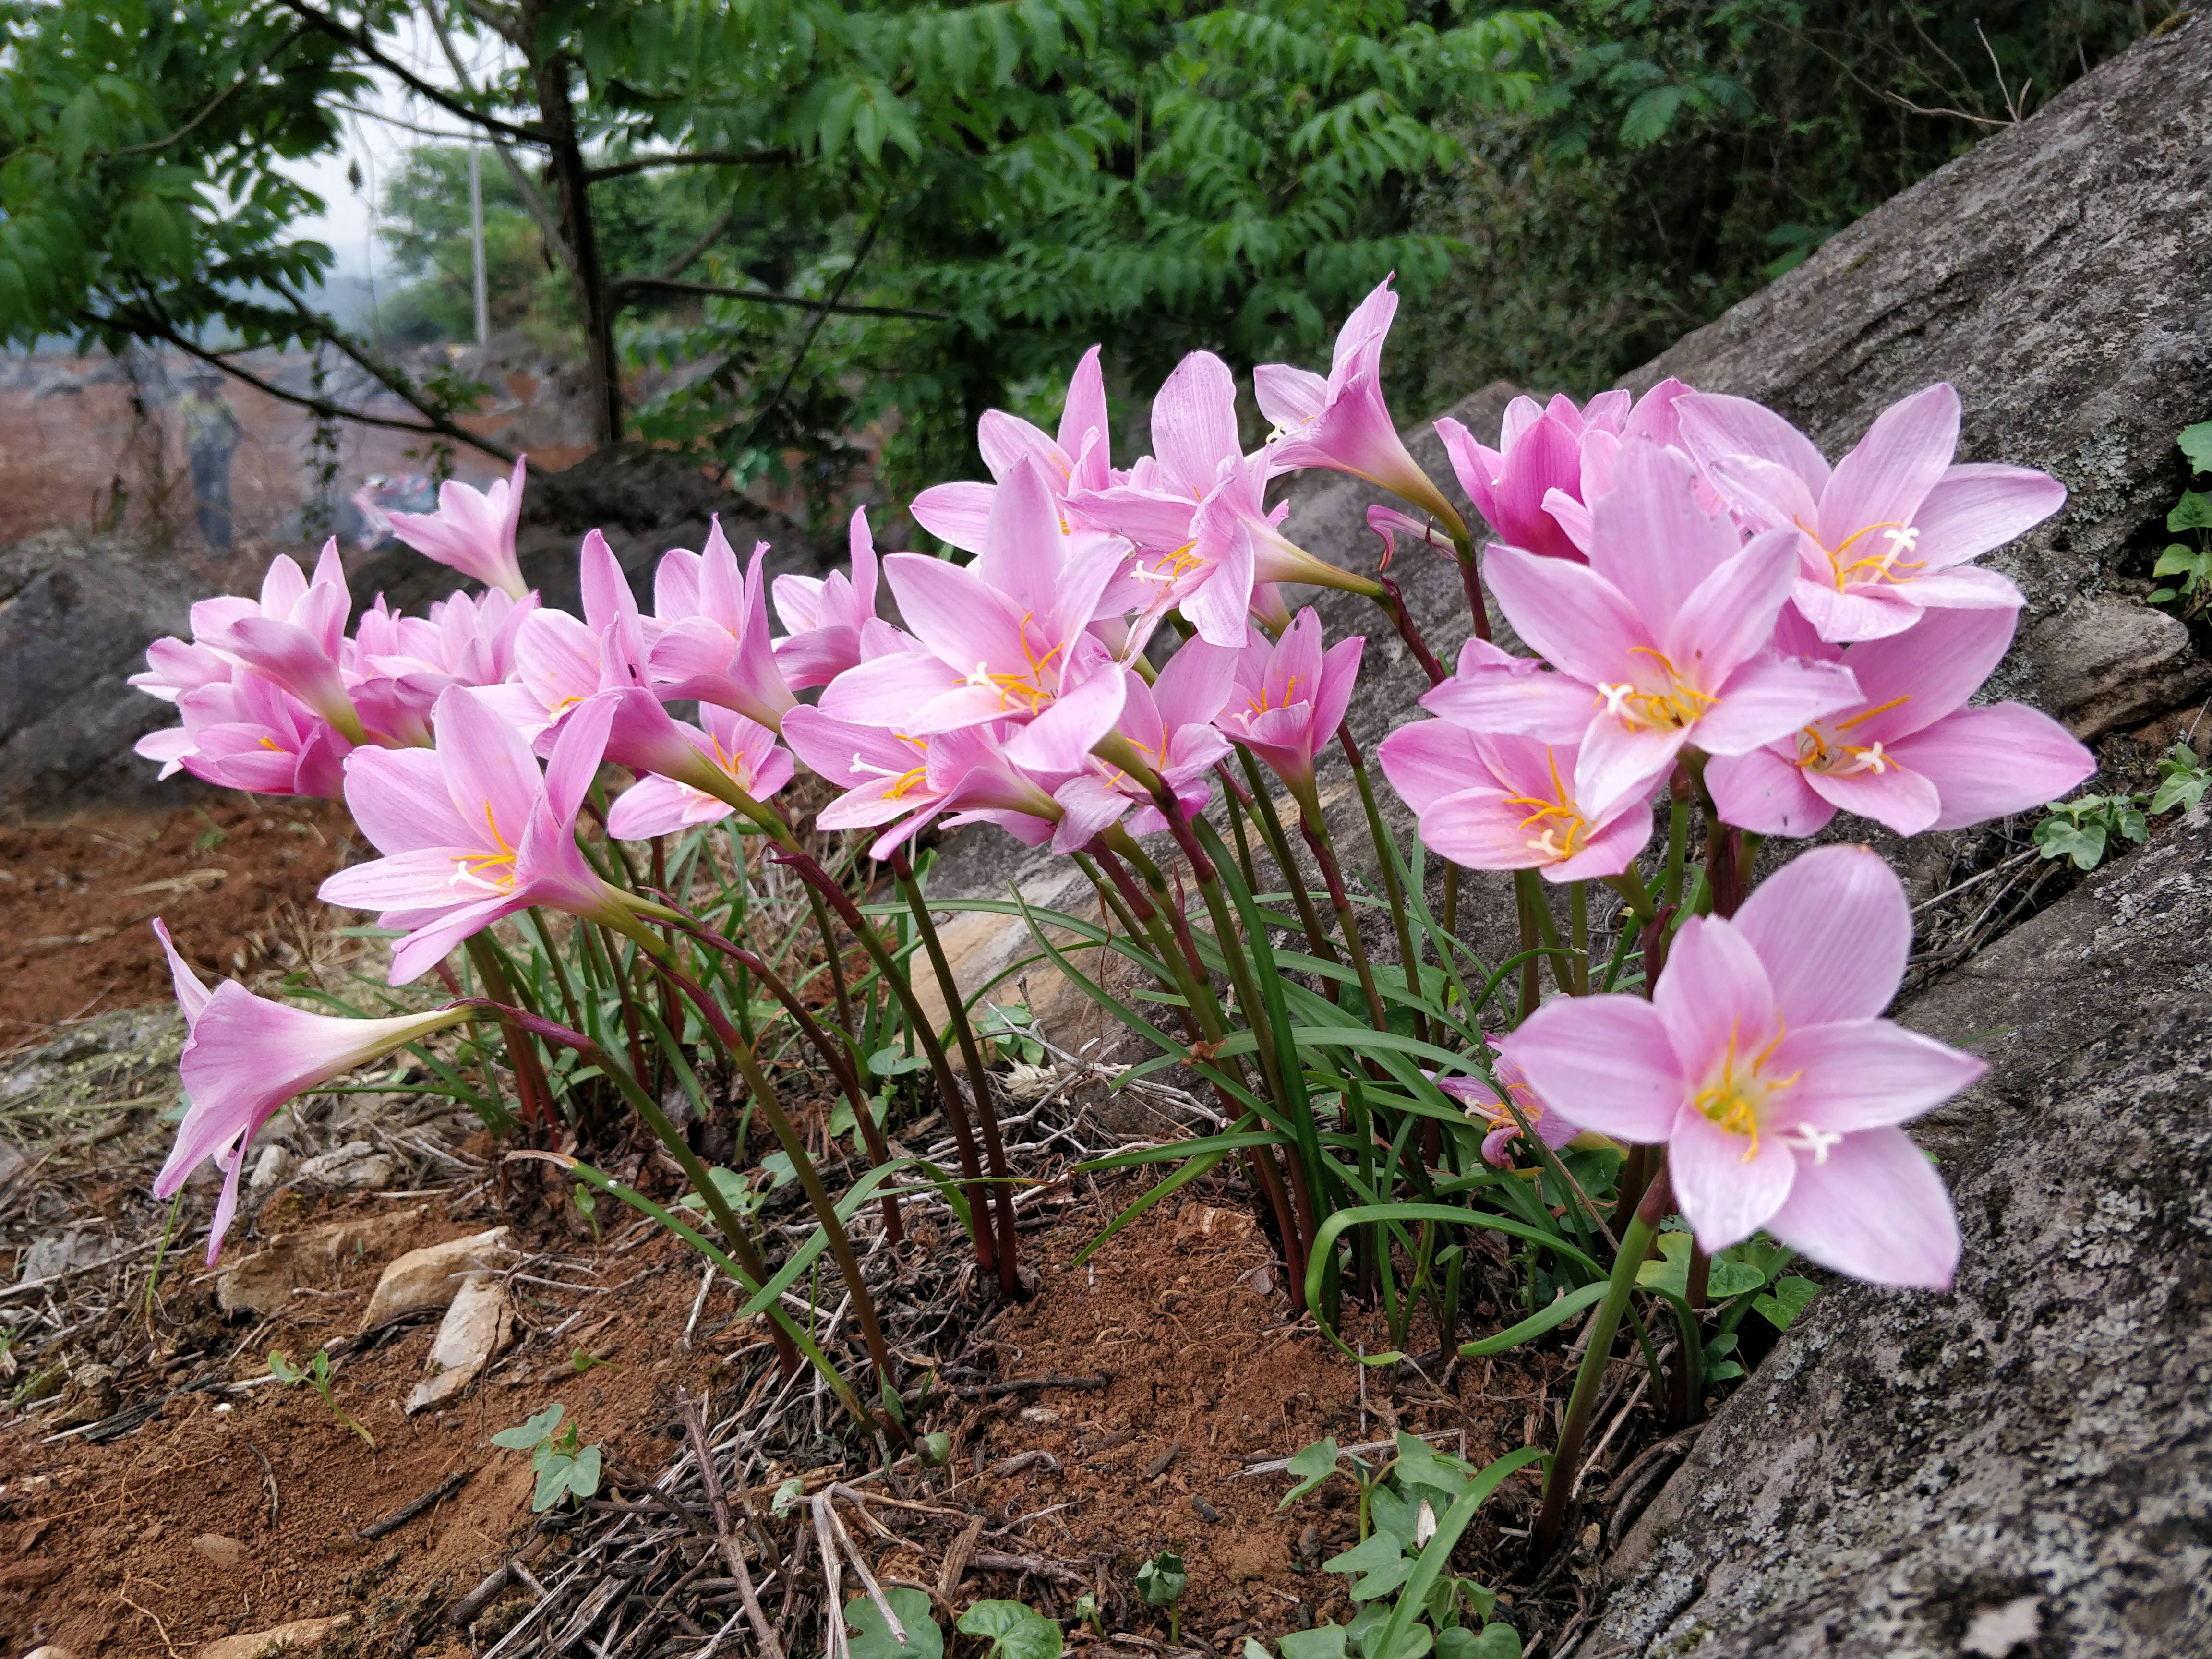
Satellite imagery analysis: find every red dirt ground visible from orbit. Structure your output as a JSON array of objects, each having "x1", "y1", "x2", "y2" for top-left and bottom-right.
[{"x1": 0, "y1": 798, "x2": 358, "y2": 1039}]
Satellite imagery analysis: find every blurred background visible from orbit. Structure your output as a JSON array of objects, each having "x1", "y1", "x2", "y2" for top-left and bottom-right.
[{"x1": 0, "y1": 0, "x2": 2172, "y2": 570}]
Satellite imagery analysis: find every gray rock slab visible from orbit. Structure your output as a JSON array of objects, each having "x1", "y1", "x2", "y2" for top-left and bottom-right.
[{"x1": 1576, "y1": 805, "x2": 2212, "y2": 1659}]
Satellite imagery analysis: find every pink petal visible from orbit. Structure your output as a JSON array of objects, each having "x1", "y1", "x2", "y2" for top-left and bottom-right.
[
  {"x1": 1826, "y1": 604, "x2": 2016, "y2": 742},
  {"x1": 543, "y1": 689, "x2": 614, "y2": 826},
  {"x1": 1416, "y1": 787, "x2": 1546, "y2": 870},
  {"x1": 1182, "y1": 529, "x2": 1256, "y2": 647},
  {"x1": 1485, "y1": 413, "x2": 1583, "y2": 560},
  {"x1": 388, "y1": 894, "x2": 522, "y2": 986},
  {"x1": 607, "y1": 774, "x2": 702, "y2": 840},
  {"x1": 1004, "y1": 664, "x2": 1127, "y2": 772},
  {"x1": 1504, "y1": 995, "x2": 1683, "y2": 1144},
  {"x1": 1703, "y1": 454, "x2": 1820, "y2": 537},
  {"x1": 1888, "y1": 704, "x2": 2096, "y2": 831},
  {"x1": 1058, "y1": 346, "x2": 1110, "y2": 473},
  {"x1": 1789, "y1": 577, "x2": 1923, "y2": 643},
  {"x1": 343, "y1": 746, "x2": 473, "y2": 854},
  {"x1": 1695, "y1": 656, "x2": 1863, "y2": 755},
  {"x1": 1731, "y1": 844, "x2": 1908, "y2": 1025},
  {"x1": 1418, "y1": 660, "x2": 1595, "y2": 743},
  {"x1": 1818, "y1": 384, "x2": 1960, "y2": 550},
  {"x1": 1764, "y1": 1125, "x2": 1959, "y2": 1289},
  {"x1": 1588, "y1": 441, "x2": 1744, "y2": 620},
  {"x1": 1803, "y1": 760, "x2": 1943, "y2": 835},
  {"x1": 1910, "y1": 462, "x2": 2066, "y2": 570},
  {"x1": 1573, "y1": 717, "x2": 1686, "y2": 810},
  {"x1": 879, "y1": 553, "x2": 1029, "y2": 674},
  {"x1": 910, "y1": 481, "x2": 997, "y2": 553},
  {"x1": 1252, "y1": 362, "x2": 1328, "y2": 433},
  {"x1": 1549, "y1": 799, "x2": 1653, "y2": 881},
  {"x1": 1152, "y1": 351, "x2": 1240, "y2": 498},
  {"x1": 1667, "y1": 1103, "x2": 1798, "y2": 1252},
  {"x1": 1309, "y1": 637, "x2": 1365, "y2": 752},
  {"x1": 1676, "y1": 393, "x2": 1831, "y2": 496},
  {"x1": 1706, "y1": 747, "x2": 1834, "y2": 837},
  {"x1": 1652, "y1": 914, "x2": 1777, "y2": 1082},
  {"x1": 1901, "y1": 565, "x2": 2027, "y2": 612},
  {"x1": 152, "y1": 917, "x2": 213, "y2": 1026},
  {"x1": 817, "y1": 650, "x2": 963, "y2": 729},
  {"x1": 431, "y1": 685, "x2": 541, "y2": 850},
  {"x1": 1663, "y1": 529, "x2": 1802, "y2": 690},
  {"x1": 320, "y1": 847, "x2": 480, "y2": 913},
  {"x1": 977, "y1": 409, "x2": 1064, "y2": 487},
  {"x1": 1377, "y1": 720, "x2": 1487, "y2": 814},
  {"x1": 1482, "y1": 546, "x2": 1649, "y2": 690},
  {"x1": 977, "y1": 458, "x2": 1069, "y2": 616},
  {"x1": 1768, "y1": 1018, "x2": 1986, "y2": 1131}
]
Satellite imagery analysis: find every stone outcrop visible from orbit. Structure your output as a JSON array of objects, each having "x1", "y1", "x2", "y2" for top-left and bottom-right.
[
  {"x1": 0, "y1": 529, "x2": 206, "y2": 813},
  {"x1": 1578, "y1": 805, "x2": 2212, "y2": 1659}
]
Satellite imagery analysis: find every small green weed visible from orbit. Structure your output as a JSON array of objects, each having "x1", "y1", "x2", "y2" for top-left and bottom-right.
[
  {"x1": 2148, "y1": 421, "x2": 2212, "y2": 616},
  {"x1": 267, "y1": 1348, "x2": 374, "y2": 1448},
  {"x1": 492, "y1": 1403, "x2": 603, "y2": 1512}
]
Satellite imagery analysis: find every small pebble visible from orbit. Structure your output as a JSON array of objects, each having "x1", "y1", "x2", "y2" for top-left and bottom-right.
[{"x1": 1018, "y1": 1405, "x2": 1061, "y2": 1425}]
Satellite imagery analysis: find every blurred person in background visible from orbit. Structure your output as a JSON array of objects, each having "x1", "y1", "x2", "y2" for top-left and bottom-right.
[{"x1": 179, "y1": 372, "x2": 241, "y2": 553}]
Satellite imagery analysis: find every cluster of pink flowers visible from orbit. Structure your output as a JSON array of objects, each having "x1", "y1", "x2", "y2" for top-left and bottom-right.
[{"x1": 136, "y1": 275, "x2": 2090, "y2": 1291}]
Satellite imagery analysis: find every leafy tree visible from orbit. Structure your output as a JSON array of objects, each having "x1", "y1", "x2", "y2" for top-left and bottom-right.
[{"x1": 0, "y1": 0, "x2": 1547, "y2": 509}]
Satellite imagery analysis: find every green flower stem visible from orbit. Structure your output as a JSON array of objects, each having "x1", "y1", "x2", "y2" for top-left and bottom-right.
[
  {"x1": 1660, "y1": 773, "x2": 1692, "y2": 908},
  {"x1": 890, "y1": 850, "x2": 1020, "y2": 1293},
  {"x1": 1288, "y1": 784, "x2": 1392, "y2": 1034},
  {"x1": 463, "y1": 936, "x2": 554, "y2": 1128},
  {"x1": 1532, "y1": 1162, "x2": 1668, "y2": 1563},
  {"x1": 655, "y1": 907, "x2": 905, "y2": 1246},
  {"x1": 1339, "y1": 729, "x2": 1430, "y2": 1041},
  {"x1": 1087, "y1": 843, "x2": 1308, "y2": 1295},
  {"x1": 465, "y1": 995, "x2": 813, "y2": 1392},
  {"x1": 1234, "y1": 748, "x2": 1343, "y2": 974},
  {"x1": 1570, "y1": 879, "x2": 1590, "y2": 995},
  {"x1": 1072, "y1": 850, "x2": 1147, "y2": 949},
  {"x1": 1443, "y1": 517, "x2": 1494, "y2": 643},
  {"x1": 1215, "y1": 764, "x2": 1263, "y2": 893},
  {"x1": 602, "y1": 914, "x2": 904, "y2": 1408},
  {"x1": 1443, "y1": 863, "x2": 1460, "y2": 939},
  {"x1": 775, "y1": 847, "x2": 999, "y2": 1280},
  {"x1": 525, "y1": 908, "x2": 585, "y2": 1035}
]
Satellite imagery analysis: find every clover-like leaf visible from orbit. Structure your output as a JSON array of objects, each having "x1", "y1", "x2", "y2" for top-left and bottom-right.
[
  {"x1": 1391, "y1": 1433, "x2": 1471, "y2": 1500},
  {"x1": 493, "y1": 1403, "x2": 565, "y2": 1450},
  {"x1": 2181, "y1": 421, "x2": 2212, "y2": 475},
  {"x1": 847, "y1": 1588, "x2": 943, "y2": 1659},
  {"x1": 1279, "y1": 1624, "x2": 1349, "y2": 1659},
  {"x1": 1436, "y1": 1625, "x2": 1521, "y2": 1659},
  {"x1": 958, "y1": 1600, "x2": 1062, "y2": 1659},
  {"x1": 1281, "y1": 1437, "x2": 1343, "y2": 1508},
  {"x1": 1137, "y1": 1550, "x2": 1188, "y2": 1609},
  {"x1": 1753, "y1": 1275, "x2": 1820, "y2": 1331}
]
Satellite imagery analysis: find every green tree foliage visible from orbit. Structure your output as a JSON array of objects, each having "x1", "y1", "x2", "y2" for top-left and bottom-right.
[{"x1": 1393, "y1": 0, "x2": 2176, "y2": 412}]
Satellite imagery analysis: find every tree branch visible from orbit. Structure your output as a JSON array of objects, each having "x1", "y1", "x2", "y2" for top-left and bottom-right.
[
  {"x1": 582, "y1": 147, "x2": 793, "y2": 182},
  {"x1": 423, "y1": 0, "x2": 577, "y2": 280},
  {"x1": 742, "y1": 216, "x2": 885, "y2": 448},
  {"x1": 275, "y1": 0, "x2": 547, "y2": 144},
  {"x1": 609, "y1": 275, "x2": 948, "y2": 322},
  {"x1": 89, "y1": 308, "x2": 517, "y2": 464},
  {"x1": 108, "y1": 26, "x2": 312, "y2": 158},
  {"x1": 646, "y1": 206, "x2": 738, "y2": 285}
]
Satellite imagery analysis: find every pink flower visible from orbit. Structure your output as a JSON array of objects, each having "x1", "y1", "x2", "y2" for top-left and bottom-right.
[
  {"x1": 386, "y1": 454, "x2": 531, "y2": 599},
  {"x1": 1254, "y1": 276, "x2": 1462, "y2": 531},
  {"x1": 349, "y1": 587, "x2": 538, "y2": 747},
  {"x1": 479, "y1": 530, "x2": 649, "y2": 745},
  {"x1": 1378, "y1": 717, "x2": 1653, "y2": 882},
  {"x1": 784, "y1": 711, "x2": 1064, "y2": 859},
  {"x1": 910, "y1": 346, "x2": 1115, "y2": 552},
  {"x1": 150, "y1": 919, "x2": 467, "y2": 1262},
  {"x1": 187, "y1": 541, "x2": 366, "y2": 744},
  {"x1": 819, "y1": 458, "x2": 1124, "y2": 766},
  {"x1": 1440, "y1": 441, "x2": 1863, "y2": 806},
  {"x1": 320, "y1": 686, "x2": 634, "y2": 984},
  {"x1": 1431, "y1": 1054, "x2": 1580, "y2": 1168},
  {"x1": 1677, "y1": 384, "x2": 2065, "y2": 642},
  {"x1": 1435, "y1": 380, "x2": 1693, "y2": 563},
  {"x1": 1214, "y1": 608, "x2": 1363, "y2": 797},
  {"x1": 1707, "y1": 606, "x2": 2095, "y2": 837},
  {"x1": 772, "y1": 507, "x2": 882, "y2": 689},
  {"x1": 646, "y1": 519, "x2": 796, "y2": 733},
  {"x1": 137, "y1": 670, "x2": 353, "y2": 799},
  {"x1": 1504, "y1": 845, "x2": 1981, "y2": 1288},
  {"x1": 605, "y1": 702, "x2": 796, "y2": 838},
  {"x1": 1050, "y1": 640, "x2": 1238, "y2": 847}
]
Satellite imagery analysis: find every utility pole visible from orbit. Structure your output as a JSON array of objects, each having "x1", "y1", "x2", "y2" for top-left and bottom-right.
[{"x1": 469, "y1": 141, "x2": 490, "y2": 346}]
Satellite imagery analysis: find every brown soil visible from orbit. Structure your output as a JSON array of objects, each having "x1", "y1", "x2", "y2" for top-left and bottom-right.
[
  {"x1": 1, "y1": 1166, "x2": 1589, "y2": 1659},
  {"x1": 0, "y1": 798, "x2": 357, "y2": 1037},
  {"x1": 955, "y1": 1190, "x2": 1558, "y2": 1649},
  {"x1": 0, "y1": 1196, "x2": 724, "y2": 1659}
]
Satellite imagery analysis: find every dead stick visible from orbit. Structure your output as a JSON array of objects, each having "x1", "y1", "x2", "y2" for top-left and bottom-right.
[
  {"x1": 359, "y1": 1468, "x2": 469, "y2": 1539},
  {"x1": 678, "y1": 1390, "x2": 785, "y2": 1659}
]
